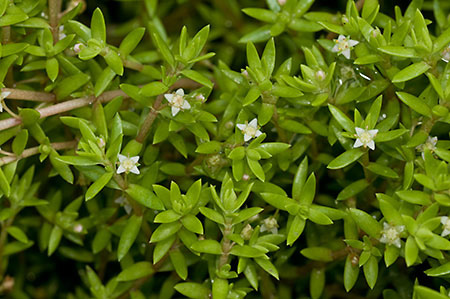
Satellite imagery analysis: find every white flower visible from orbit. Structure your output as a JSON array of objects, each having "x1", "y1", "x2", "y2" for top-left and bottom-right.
[
  {"x1": 117, "y1": 154, "x2": 140, "y2": 174},
  {"x1": 277, "y1": 0, "x2": 286, "y2": 5},
  {"x1": 441, "y1": 216, "x2": 450, "y2": 237},
  {"x1": 115, "y1": 196, "x2": 132, "y2": 214},
  {"x1": 236, "y1": 118, "x2": 262, "y2": 142},
  {"x1": 332, "y1": 35, "x2": 359, "y2": 59},
  {"x1": 73, "y1": 224, "x2": 83, "y2": 233},
  {"x1": 260, "y1": 217, "x2": 278, "y2": 234},
  {"x1": 73, "y1": 43, "x2": 84, "y2": 54},
  {"x1": 315, "y1": 70, "x2": 326, "y2": 81},
  {"x1": 416, "y1": 136, "x2": 437, "y2": 158},
  {"x1": 241, "y1": 224, "x2": 254, "y2": 240},
  {"x1": 442, "y1": 45, "x2": 450, "y2": 62},
  {"x1": 164, "y1": 88, "x2": 191, "y2": 116},
  {"x1": 379, "y1": 222, "x2": 404, "y2": 248},
  {"x1": 0, "y1": 91, "x2": 11, "y2": 112},
  {"x1": 353, "y1": 127, "x2": 378, "y2": 150}
]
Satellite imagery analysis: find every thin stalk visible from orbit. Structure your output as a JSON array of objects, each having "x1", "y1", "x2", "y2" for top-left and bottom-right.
[
  {"x1": 2, "y1": 88, "x2": 56, "y2": 102},
  {"x1": 0, "y1": 140, "x2": 78, "y2": 166},
  {"x1": 0, "y1": 89, "x2": 128, "y2": 132},
  {"x1": 49, "y1": 0, "x2": 62, "y2": 43}
]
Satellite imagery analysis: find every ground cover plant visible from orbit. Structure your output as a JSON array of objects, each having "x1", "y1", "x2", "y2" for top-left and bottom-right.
[{"x1": 2, "y1": 0, "x2": 450, "y2": 298}]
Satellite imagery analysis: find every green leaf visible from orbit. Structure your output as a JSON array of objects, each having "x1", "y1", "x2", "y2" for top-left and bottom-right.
[
  {"x1": 170, "y1": 248, "x2": 188, "y2": 280},
  {"x1": 85, "y1": 172, "x2": 113, "y2": 201},
  {"x1": 366, "y1": 163, "x2": 399, "y2": 178},
  {"x1": 327, "y1": 149, "x2": 364, "y2": 170},
  {"x1": 396, "y1": 190, "x2": 432, "y2": 205},
  {"x1": 6, "y1": 226, "x2": 29, "y2": 243},
  {"x1": 337, "y1": 179, "x2": 369, "y2": 201},
  {"x1": 174, "y1": 282, "x2": 209, "y2": 299},
  {"x1": 328, "y1": 104, "x2": 354, "y2": 133},
  {"x1": 425, "y1": 261, "x2": 450, "y2": 277},
  {"x1": 126, "y1": 184, "x2": 164, "y2": 210},
  {"x1": 344, "y1": 255, "x2": 359, "y2": 292},
  {"x1": 152, "y1": 32, "x2": 175, "y2": 67},
  {"x1": 0, "y1": 167, "x2": 11, "y2": 197},
  {"x1": 95, "y1": 67, "x2": 116, "y2": 97},
  {"x1": 287, "y1": 215, "x2": 306, "y2": 245},
  {"x1": 230, "y1": 245, "x2": 266, "y2": 258},
  {"x1": 141, "y1": 81, "x2": 168, "y2": 97},
  {"x1": 181, "y1": 69, "x2": 213, "y2": 89},
  {"x1": 12, "y1": 129, "x2": 28, "y2": 156},
  {"x1": 46, "y1": 57, "x2": 59, "y2": 82},
  {"x1": 405, "y1": 236, "x2": 418, "y2": 267},
  {"x1": 363, "y1": 256, "x2": 378, "y2": 289},
  {"x1": 292, "y1": 157, "x2": 308, "y2": 200},
  {"x1": 91, "y1": 8, "x2": 106, "y2": 45},
  {"x1": 104, "y1": 49, "x2": 124, "y2": 76},
  {"x1": 396, "y1": 92, "x2": 432, "y2": 118},
  {"x1": 150, "y1": 222, "x2": 182, "y2": 243},
  {"x1": 414, "y1": 286, "x2": 449, "y2": 299},
  {"x1": 392, "y1": 62, "x2": 430, "y2": 83},
  {"x1": 119, "y1": 27, "x2": 146, "y2": 57},
  {"x1": 117, "y1": 262, "x2": 154, "y2": 281},
  {"x1": 254, "y1": 258, "x2": 279, "y2": 280},
  {"x1": 190, "y1": 239, "x2": 222, "y2": 254},
  {"x1": 301, "y1": 247, "x2": 333, "y2": 261},
  {"x1": 180, "y1": 215, "x2": 203, "y2": 234},
  {"x1": 117, "y1": 215, "x2": 142, "y2": 261},
  {"x1": 349, "y1": 208, "x2": 382, "y2": 238}
]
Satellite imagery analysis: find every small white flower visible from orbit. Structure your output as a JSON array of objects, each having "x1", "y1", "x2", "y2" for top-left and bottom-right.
[
  {"x1": 236, "y1": 118, "x2": 262, "y2": 142},
  {"x1": 115, "y1": 196, "x2": 132, "y2": 214},
  {"x1": 0, "y1": 91, "x2": 11, "y2": 112},
  {"x1": 353, "y1": 127, "x2": 378, "y2": 150},
  {"x1": 416, "y1": 136, "x2": 437, "y2": 158},
  {"x1": 260, "y1": 217, "x2": 278, "y2": 234},
  {"x1": 73, "y1": 43, "x2": 84, "y2": 54},
  {"x1": 117, "y1": 154, "x2": 140, "y2": 175},
  {"x1": 379, "y1": 222, "x2": 404, "y2": 248},
  {"x1": 164, "y1": 88, "x2": 191, "y2": 116},
  {"x1": 315, "y1": 70, "x2": 326, "y2": 81},
  {"x1": 73, "y1": 224, "x2": 83, "y2": 233},
  {"x1": 277, "y1": 0, "x2": 286, "y2": 5},
  {"x1": 442, "y1": 45, "x2": 450, "y2": 63},
  {"x1": 441, "y1": 216, "x2": 450, "y2": 237},
  {"x1": 241, "y1": 224, "x2": 254, "y2": 240},
  {"x1": 242, "y1": 173, "x2": 250, "y2": 181},
  {"x1": 332, "y1": 35, "x2": 359, "y2": 59}
]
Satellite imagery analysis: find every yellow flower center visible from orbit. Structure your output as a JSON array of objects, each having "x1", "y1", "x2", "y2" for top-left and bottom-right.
[
  {"x1": 172, "y1": 94, "x2": 184, "y2": 108},
  {"x1": 122, "y1": 159, "x2": 135, "y2": 171},
  {"x1": 359, "y1": 131, "x2": 373, "y2": 144},
  {"x1": 385, "y1": 228, "x2": 399, "y2": 243},
  {"x1": 244, "y1": 126, "x2": 257, "y2": 137}
]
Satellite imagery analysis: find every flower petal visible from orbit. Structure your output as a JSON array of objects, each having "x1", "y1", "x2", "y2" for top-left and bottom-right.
[
  {"x1": 118, "y1": 154, "x2": 127, "y2": 162},
  {"x1": 367, "y1": 140, "x2": 375, "y2": 150},
  {"x1": 176, "y1": 88, "x2": 184, "y2": 96},
  {"x1": 394, "y1": 239, "x2": 401, "y2": 248},
  {"x1": 1, "y1": 91, "x2": 11, "y2": 99},
  {"x1": 355, "y1": 127, "x2": 365, "y2": 136},
  {"x1": 337, "y1": 35, "x2": 346, "y2": 42},
  {"x1": 164, "y1": 94, "x2": 174, "y2": 102},
  {"x1": 130, "y1": 166, "x2": 140, "y2": 174},
  {"x1": 353, "y1": 139, "x2": 363, "y2": 148},
  {"x1": 182, "y1": 100, "x2": 191, "y2": 109},
  {"x1": 442, "y1": 229, "x2": 450, "y2": 237},
  {"x1": 342, "y1": 49, "x2": 351, "y2": 59},
  {"x1": 244, "y1": 133, "x2": 252, "y2": 142},
  {"x1": 117, "y1": 165, "x2": 126, "y2": 174},
  {"x1": 441, "y1": 216, "x2": 448, "y2": 224},
  {"x1": 255, "y1": 130, "x2": 262, "y2": 137},
  {"x1": 331, "y1": 44, "x2": 340, "y2": 53},
  {"x1": 368, "y1": 129, "x2": 378, "y2": 137},
  {"x1": 130, "y1": 156, "x2": 140, "y2": 163},
  {"x1": 249, "y1": 118, "x2": 258, "y2": 128},
  {"x1": 236, "y1": 124, "x2": 246, "y2": 131},
  {"x1": 348, "y1": 39, "x2": 359, "y2": 47},
  {"x1": 171, "y1": 106, "x2": 180, "y2": 116}
]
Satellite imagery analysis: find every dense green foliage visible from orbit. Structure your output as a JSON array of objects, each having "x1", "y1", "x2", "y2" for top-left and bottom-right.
[{"x1": 2, "y1": 0, "x2": 450, "y2": 298}]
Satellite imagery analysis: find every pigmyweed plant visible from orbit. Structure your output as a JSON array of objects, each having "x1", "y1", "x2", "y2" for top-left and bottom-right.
[{"x1": 2, "y1": 0, "x2": 450, "y2": 298}]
